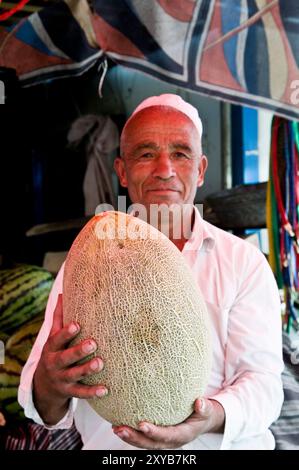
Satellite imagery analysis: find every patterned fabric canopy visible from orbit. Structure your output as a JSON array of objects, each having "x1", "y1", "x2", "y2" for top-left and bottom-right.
[{"x1": 0, "y1": 0, "x2": 299, "y2": 119}]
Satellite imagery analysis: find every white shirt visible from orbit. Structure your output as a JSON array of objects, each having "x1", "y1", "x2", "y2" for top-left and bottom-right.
[{"x1": 19, "y1": 208, "x2": 284, "y2": 450}]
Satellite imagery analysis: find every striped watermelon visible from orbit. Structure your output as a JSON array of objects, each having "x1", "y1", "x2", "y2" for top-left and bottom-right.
[
  {"x1": 6, "y1": 315, "x2": 44, "y2": 364},
  {"x1": 0, "y1": 265, "x2": 53, "y2": 334},
  {"x1": 0, "y1": 353, "x2": 25, "y2": 422},
  {"x1": 0, "y1": 316, "x2": 44, "y2": 422}
]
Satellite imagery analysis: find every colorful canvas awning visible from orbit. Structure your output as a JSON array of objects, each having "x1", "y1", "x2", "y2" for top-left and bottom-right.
[{"x1": 0, "y1": 0, "x2": 299, "y2": 120}]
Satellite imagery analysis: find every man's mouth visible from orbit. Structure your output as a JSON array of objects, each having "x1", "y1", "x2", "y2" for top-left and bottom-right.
[{"x1": 147, "y1": 188, "x2": 179, "y2": 193}]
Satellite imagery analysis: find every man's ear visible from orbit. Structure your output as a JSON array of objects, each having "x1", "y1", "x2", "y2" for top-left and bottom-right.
[
  {"x1": 114, "y1": 157, "x2": 128, "y2": 188},
  {"x1": 197, "y1": 155, "x2": 208, "y2": 188}
]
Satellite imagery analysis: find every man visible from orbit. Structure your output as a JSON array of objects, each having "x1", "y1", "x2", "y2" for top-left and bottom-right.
[{"x1": 19, "y1": 94, "x2": 284, "y2": 450}]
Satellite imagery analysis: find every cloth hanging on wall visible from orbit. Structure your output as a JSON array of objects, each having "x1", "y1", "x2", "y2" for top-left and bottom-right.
[
  {"x1": 67, "y1": 114, "x2": 119, "y2": 216},
  {"x1": 0, "y1": 0, "x2": 299, "y2": 120}
]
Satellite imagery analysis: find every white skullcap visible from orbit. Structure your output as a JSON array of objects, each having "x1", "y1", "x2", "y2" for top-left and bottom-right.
[{"x1": 130, "y1": 93, "x2": 203, "y2": 140}]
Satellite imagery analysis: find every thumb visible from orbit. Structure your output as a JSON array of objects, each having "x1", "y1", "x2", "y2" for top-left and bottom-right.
[
  {"x1": 194, "y1": 398, "x2": 212, "y2": 417},
  {"x1": 50, "y1": 293, "x2": 63, "y2": 335}
]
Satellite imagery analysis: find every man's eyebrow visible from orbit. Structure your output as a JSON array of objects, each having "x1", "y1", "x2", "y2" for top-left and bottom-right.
[
  {"x1": 170, "y1": 142, "x2": 193, "y2": 153},
  {"x1": 132, "y1": 142, "x2": 160, "y2": 153},
  {"x1": 129, "y1": 141, "x2": 194, "y2": 157}
]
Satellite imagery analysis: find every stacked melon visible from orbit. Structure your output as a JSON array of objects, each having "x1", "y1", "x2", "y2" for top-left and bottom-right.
[
  {"x1": 0, "y1": 265, "x2": 54, "y2": 424},
  {"x1": 64, "y1": 211, "x2": 211, "y2": 428}
]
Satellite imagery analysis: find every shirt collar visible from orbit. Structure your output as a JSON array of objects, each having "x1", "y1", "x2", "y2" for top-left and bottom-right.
[{"x1": 183, "y1": 205, "x2": 215, "y2": 253}]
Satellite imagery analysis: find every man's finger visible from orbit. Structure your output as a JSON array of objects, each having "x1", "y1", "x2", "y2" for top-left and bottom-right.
[
  {"x1": 112, "y1": 426, "x2": 164, "y2": 450},
  {"x1": 64, "y1": 357, "x2": 103, "y2": 382},
  {"x1": 67, "y1": 383, "x2": 108, "y2": 400},
  {"x1": 57, "y1": 339, "x2": 101, "y2": 369},
  {"x1": 113, "y1": 422, "x2": 190, "y2": 449},
  {"x1": 194, "y1": 398, "x2": 213, "y2": 418},
  {"x1": 48, "y1": 320, "x2": 80, "y2": 352},
  {"x1": 138, "y1": 421, "x2": 192, "y2": 445}
]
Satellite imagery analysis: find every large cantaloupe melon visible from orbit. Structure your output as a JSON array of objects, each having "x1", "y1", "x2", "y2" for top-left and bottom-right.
[{"x1": 63, "y1": 211, "x2": 211, "y2": 428}]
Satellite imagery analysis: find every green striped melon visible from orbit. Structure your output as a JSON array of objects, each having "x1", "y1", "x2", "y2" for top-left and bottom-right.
[
  {"x1": 0, "y1": 264, "x2": 53, "y2": 334},
  {"x1": 6, "y1": 315, "x2": 44, "y2": 364},
  {"x1": 0, "y1": 353, "x2": 24, "y2": 422},
  {"x1": 63, "y1": 211, "x2": 212, "y2": 428},
  {"x1": 0, "y1": 316, "x2": 44, "y2": 422}
]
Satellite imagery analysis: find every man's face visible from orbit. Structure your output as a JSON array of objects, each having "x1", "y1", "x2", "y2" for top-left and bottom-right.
[{"x1": 114, "y1": 107, "x2": 208, "y2": 210}]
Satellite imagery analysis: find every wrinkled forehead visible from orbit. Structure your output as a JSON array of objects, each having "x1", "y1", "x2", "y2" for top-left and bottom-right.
[
  {"x1": 120, "y1": 106, "x2": 202, "y2": 157},
  {"x1": 121, "y1": 106, "x2": 200, "y2": 141}
]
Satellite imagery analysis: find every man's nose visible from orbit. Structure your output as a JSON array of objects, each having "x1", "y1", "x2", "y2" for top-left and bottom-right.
[{"x1": 152, "y1": 153, "x2": 175, "y2": 180}]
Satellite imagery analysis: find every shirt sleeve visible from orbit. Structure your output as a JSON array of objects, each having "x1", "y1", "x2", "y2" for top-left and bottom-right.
[
  {"x1": 208, "y1": 251, "x2": 284, "y2": 450},
  {"x1": 18, "y1": 263, "x2": 78, "y2": 429}
]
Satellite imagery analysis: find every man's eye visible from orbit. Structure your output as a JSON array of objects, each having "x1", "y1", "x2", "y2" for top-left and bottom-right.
[
  {"x1": 140, "y1": 153, "x2": 154, "y2": 159},
  {"x1": 174, "y1": 152, "x2": 188, "y2": 159}
]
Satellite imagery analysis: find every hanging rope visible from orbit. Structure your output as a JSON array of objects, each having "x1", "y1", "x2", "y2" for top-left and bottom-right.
[{"x1": 267, "y1": 117, "x2": 299, "y2": 333}]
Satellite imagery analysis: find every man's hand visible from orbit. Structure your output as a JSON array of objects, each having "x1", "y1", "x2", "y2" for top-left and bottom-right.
[
  {"x1": 33, "y1": 294, "x2": 107, "y2": 425},
  {"x1": 112, "y1": 398, "x2": 225, "y2": 449}
]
